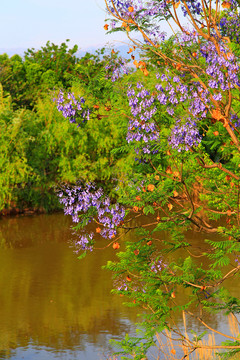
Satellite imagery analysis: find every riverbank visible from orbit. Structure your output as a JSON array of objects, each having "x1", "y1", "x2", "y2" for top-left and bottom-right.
[{"x1": 0, "y1": 205, "x2": 59, "y2": 217}]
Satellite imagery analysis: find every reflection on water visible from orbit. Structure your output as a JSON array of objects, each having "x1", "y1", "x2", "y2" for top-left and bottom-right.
[
  {"x1": 0, "y1": 213, "x2": 138, "y2": 360},
  {"x1": 0, "y1": 213, "x2": 239, "y2": 359}
]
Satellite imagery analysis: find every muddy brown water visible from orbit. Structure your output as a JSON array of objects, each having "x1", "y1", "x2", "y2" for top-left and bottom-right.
[{"x1": 0, "y1": 213, "x2": 239, "y2": 359}]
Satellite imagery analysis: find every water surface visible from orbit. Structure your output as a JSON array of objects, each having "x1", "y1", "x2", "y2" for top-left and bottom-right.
[
  {"x1": 0, "y1": 213, "x2": 239, "y2": 359},
  {"x1": 0, "y1": 213, "x2": 138, "y2": 360}
]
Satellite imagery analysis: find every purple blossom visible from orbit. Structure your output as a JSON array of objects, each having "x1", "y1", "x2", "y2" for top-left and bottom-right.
[
  {"x1": 57, "y1": 183, "x2": 125, "y2": 252},
  {"x1": 126, "y1": 84, "x2": 159, "y2": 148},
  {"x1": 150, "y1": 258, "x2": 166, "y2": 273},
  {"x1": 106, "y1": 56, "x2": 129, "y2": 82},
  {"x1": 169, "y1": 118, "x2": 202, "y2": 151},
  {"x1": 166, "y1": 107, "x2": 174, "y2": 115},
  {"x1": 220, "y1": 11, "x2": 240, "y2": 43},
  {"x1": 54, "y1": 90, "x2": 90, "y2": 125},
  {"x1": 212, "y1": 93, "x2": 222, "y2": 101}
]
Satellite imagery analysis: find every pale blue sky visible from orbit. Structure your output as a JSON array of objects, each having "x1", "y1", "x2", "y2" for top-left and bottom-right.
[
  {"x1": 0, "y1": 0, "x2": 130, "y2": 51},
  {"x1": 0, "y1": 0, "x2": 182, "y2": 53}
]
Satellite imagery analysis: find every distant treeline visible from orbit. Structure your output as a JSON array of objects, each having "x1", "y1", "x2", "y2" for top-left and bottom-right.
[{"x1": 0, "y1": 41, "x2": 137, "y2": 213}]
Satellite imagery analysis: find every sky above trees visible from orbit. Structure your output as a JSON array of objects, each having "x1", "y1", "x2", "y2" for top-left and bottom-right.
[
  {"x1": 0, "y1": 0, "x2": 127, "y2": 50},
  {"x1": 0, "y1": 0, "x2": 178, "y2": 52}
]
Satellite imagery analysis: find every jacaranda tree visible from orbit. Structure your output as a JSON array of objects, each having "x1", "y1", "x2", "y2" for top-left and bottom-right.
[{"x1": 56, "y1": 0, "x2": 240, "y2": 358}]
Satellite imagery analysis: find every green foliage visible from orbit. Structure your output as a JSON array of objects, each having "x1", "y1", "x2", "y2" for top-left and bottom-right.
[
  {"x1": 0, "y1": 84, "x2": 30, "y2": 209},
  {"x1": 0, "y1": 91, "x2": 129, "y2": 211},
  {"x1": 0, "y1": 40, "x2": 79, "y2": 109},
  {"x1": 0, "y1": 46, "x2": 135, "y2": 212},
  {"x1": 109, "y1": 332, "x2": 155, "y2": 360}
]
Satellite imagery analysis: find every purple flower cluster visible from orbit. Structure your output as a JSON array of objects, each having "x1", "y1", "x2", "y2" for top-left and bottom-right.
[
  {"x1": 231, "y1": 114, "x2": 240, "y2": 128},
  {"x1": 126, "y1": 83, "x2": 159, "y2": 146},
  {"x1": 201, "y1": 42, "x2": 239, "y2": 91},
  {"x1": 58, "y1": 183, "x2": 103, "y2": 222},
  {"x1": 104, "y1": 1, "x2": 239, "y2": 156},
  {"x1": 105, "y1": 0, "x2": 239, "y2": 48},
  {"x1": 175, "y1": 28, "x2": 199, "y2": 46},
  {"x1": 175, "y1": 29, "x2": 239, "y2": 91},
  {"x1": 116, "y1": 280, "x2": 129, "y2": 292},
  {"x1": 106, "y1": 0, "x2": 232, "y2": 51},
  {"x1": 235, "y1": 255, "x2": 240, "y2": 266},
  {"x1": 150, "y1": 257, "x2": 166, "y2": 273},
  {"x1": 106, "y1": 0, "x2": 135, "y2": 18},
  {"x1": 153, "y1": 31, "x2": 239, "y2": 150},
  {"x1": 124, "y1": 34, "x2": 238, "y2": 152},
  {"x1": 54, "y1": 90, "x2": 90, "y2": 125},
  {"x1": 181, "y1": 1, "x2": 202, "y2": 16},
  {"x1": 125, "y1": 74, "x2": 207, "y2": 152},
  {"x1": 155, "y1": 73, "x2": 209, "y2": 120},
  {"x1": 58, "y1": 183, "x2": 125, "y2": 251},
  {"x1": 114, "y1": 277, "x2": 143, "y2": 293},
  {"x1": 106, "y1": 0, "x2": 168, "y2": 45},
  {"x1": 105, "y1": 56, "x2": 129, "y2": 82},
  {"x1": 220, "y1": 10, "x2": 240, "y2": 44},
  {"x1": 169, "y1": 118, "x2": 202, "y2": 152}
]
